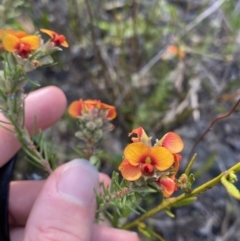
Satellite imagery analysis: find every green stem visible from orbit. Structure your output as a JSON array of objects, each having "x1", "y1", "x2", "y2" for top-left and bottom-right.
[
  {"x1": 122, "y1": 161, "x2": 240, "y2": 230},
  {"x1": 4, "y1": 90, "x2": 52, "y2": 174}
]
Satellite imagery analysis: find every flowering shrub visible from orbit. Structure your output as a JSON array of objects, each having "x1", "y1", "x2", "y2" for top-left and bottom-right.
[{"x1": 1, "y1": 25, "x2": 240, "y2": 240}]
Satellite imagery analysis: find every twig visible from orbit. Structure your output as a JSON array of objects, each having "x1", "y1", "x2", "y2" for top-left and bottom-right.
[
  {"x1": 122, "y1": 160, "x2": 240, "y2": 230},
  {"x1": 184, "y1": 0, "x2": 226, "y2": 33},
  {"x1": 188, "y1": 98, "x2": 240, "y2": 160}
]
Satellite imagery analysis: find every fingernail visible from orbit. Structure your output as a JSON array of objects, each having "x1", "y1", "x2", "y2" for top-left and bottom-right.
[{"x1": 57, "y1": 159, "x2": 98, "y2": 206}]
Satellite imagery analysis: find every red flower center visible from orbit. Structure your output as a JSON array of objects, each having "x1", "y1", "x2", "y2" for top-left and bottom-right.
[
  {"x1": 52, "y1": 33, "x2": 66, "y2": 46},
  {"x1": 15, "y1": 42, "x2": 31, "y2": 58},
  {"x1": 141, "y1": 163, "x2": 154, "y2": 176}
]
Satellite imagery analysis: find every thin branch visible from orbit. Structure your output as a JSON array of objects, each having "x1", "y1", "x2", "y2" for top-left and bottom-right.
[
  {"x1": 188, "y1": 98, "x2": 240, "y2": 160},
  {"x1": 184, "y1": 0, "x2": 226, "y2": 33}
]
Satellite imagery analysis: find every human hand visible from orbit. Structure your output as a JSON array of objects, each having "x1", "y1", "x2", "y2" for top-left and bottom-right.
[{"x1": 0, "y1": 86, "x2": 140, "y2": 241}]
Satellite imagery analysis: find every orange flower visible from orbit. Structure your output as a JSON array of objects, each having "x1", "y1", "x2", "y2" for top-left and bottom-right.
[
  {"x1": 156, "y1": 176, "x2": 177, "y2": 197},
  {"x1": 2, "y1": 34, "x2": 40, "y2": 58},
  {"x1": 128, "y1": 127, "x2": 149, "y2": 143},
  {"x1": 40, "y1": 29, "x2": 68, "y2": 47},
  {"x1": 68, "y1": 99, "x2": 117, "y2": 120},
  {"x1": 162, "y1": 45, "x2": 185, "y2": 60},
  {"x1": 119, "y1": 142, "x2": 174, "y2": 181}
]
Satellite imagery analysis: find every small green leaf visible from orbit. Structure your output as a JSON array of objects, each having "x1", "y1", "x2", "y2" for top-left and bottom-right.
[
  {"x1": 89, "y1": 155, "x2": 100, "y2": 169},
  {"x1": 138, "y1": 223, "x2": 151, "y2": 238},
  {"x1": 221, "y1": 175, "x2": 240, "y2": 199},
  {"x1": 185, "y1": 153, "x2": 197, "y2": 176},
  {"x1": 171, "y1": 197, "x2": 197, "y2": 207},
  {"x1": 165, "y1": 209, "x2": 175, "y2": 218},
  {"x1": 189, "y1": 173, "x2": 195, "y2": 185}
]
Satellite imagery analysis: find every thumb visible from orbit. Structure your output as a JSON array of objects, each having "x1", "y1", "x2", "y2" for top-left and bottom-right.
[{"x1": 23, "y1": 159, "x2": 98, "y2": 241}]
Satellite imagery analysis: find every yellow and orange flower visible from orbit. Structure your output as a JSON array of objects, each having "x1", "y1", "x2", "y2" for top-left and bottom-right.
[
  {"x1": 40, "y1": 29, "x2": 68, "y2": 47},
  {"x1": 119, "y1": 142, "x2": 174, "y2": 181},
  {"x1": 2, "y1": 34, "x2": 40, "y2": 58},
  {"x1": 156, "y1": 176, "x2": 178, "y2": 198},
  {"x1": 68, "y1": 99, "x2": 117, "y2": 120}
]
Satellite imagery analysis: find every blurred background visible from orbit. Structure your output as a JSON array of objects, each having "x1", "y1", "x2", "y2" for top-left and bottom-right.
[{"x1": 2, "y1": 0, "x2": 240, "y2": 240}]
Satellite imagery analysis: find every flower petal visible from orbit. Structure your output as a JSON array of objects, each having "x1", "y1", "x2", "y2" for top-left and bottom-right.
[
  {"x1": 12, "y1": 31, "x2": 27, "y2": 38},
  {"x1": 119, "y1": 159, "x2": 142, "y2": 181},
  {"x1": 128, "y1": 127, "x2": 149, "y2": 143},
  {"x1": 158, "y1": 132, "x2": 184, "y2": 153},
  {"x1": 84, "y1": 100, "x2": 100, "y2": 109},
  {"x1": 0, "y1": 29, "x2": 27, "y2": 39},
  {"x1": 173, "y1": 154, "x2": 182, "y2": 174},
  {"x1": 2, "y1": 34, "x2": 19, "y2": 52},
  {"x1": 20, "y1": 35, "x2": 40, "y2": 50},
  {"x1": 150, "y1": 146, "x2": 174, "y2": 171},
  {"x1": 106, "y1": 107, "x2": 117, "y2": 120},
  {"x1": 40, "y1": 28, "x2": 55, "y2": 38},
  {"x1": 124, "y1": 142, "x2": 149, "y2": 166},
  {"x1": 68, "y1": 100, "x2": 83, "y2": 117},
  {"x1": 100, "y1": 102, "x2": 117, "y2": 120},
  {"x1": 61, "y1": 40, "x2": 69, "y2": 47},
  {"x1": 157, "y1": 176, "x2": 176, "y2": 197}
]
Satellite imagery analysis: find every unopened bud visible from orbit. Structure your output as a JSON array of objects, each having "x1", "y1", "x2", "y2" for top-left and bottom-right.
[
  {"x1": 83, "y1": 129, "x2": 93, "y2": 139},
  {"x1": 44, "y1": 41, "x2": 56, "y2": 51},
  {"x1": 81, "y1": 113, "x2": 91, "y2": 121},
  {"x1": 75, "y1": 131, "x2": 85, "y2": 140},
  {"x1": 228, "y1": 171, "x2": 238, "y2": 183},
  {"x1": 94, "y1": 118, "x2": 103, "y2": 128},
  {"x1": 103, "y1": 123, "x2": 114, "y2": 132},
  {"x1": 93, "y1": 129, "x2": 103, "y2": 142},
  {"x1": 86, "y1": 121, "x2": 96, "y2": 131},
  {"x1": 178, "y1": 174, "x2": 192, "y2": 194}
]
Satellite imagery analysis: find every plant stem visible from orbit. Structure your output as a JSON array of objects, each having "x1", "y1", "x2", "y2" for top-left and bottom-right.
[
  {"x1": 122, "y1": 161, "x2": 240, "y2": 230},
  {"x1": 4, "y1": 90, "x2": 52, "y2": 174}
]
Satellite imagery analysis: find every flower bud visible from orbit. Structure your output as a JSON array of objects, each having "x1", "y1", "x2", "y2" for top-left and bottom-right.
[
  {"x1": 81, "y1": 113, "x2": 91, "y2": 121},
  {"x1": 228, "y1": 171, "x2": 238, "y2": 183},
  {"x1": 86, "y1": 121, "x2": 96, "y2": 131},
  {"x1": 75, "y1": 131, "x2": 85, "y2": 140},
  {"x1": 103, "y1": 123, "x2": 114, "y2": 132},
  {"x1": 94, "y1": 118, "x2": 103, "y2": 128},
  {"x1": 83, "y1": 129, "x2": 93, "y2": 139},
  {"x1": 93, "y1": 129, "x2": 103, "y2": 142}
]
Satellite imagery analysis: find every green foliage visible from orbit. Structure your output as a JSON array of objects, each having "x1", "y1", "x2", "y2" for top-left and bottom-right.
[
  {"x1": 96, "y1": 172, "x2": 146, "y2": 227},
  {"x1": 221, "y1": 172, "x2": 240, "y2": 199},
  {"x1": 26, "y1": 132, "x2": 58, "y2": 170}
]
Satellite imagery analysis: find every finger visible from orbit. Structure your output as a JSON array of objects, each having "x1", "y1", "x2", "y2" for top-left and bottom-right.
[
  {"x1": 11, "y1": 225, "x2": 140, "y2": 241},
  {"x1": 0, "y1": 86, "x2": 66, "y2": 166},
  {"x1": 23, "y1": 159, "x2": 99, "y2": 241},
  {"x1": 9, "y1": 181, "x2": 44, "y2": 226},
  {"x1": 9, "y1": 173, "x2": 111, "y2": 226}
]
